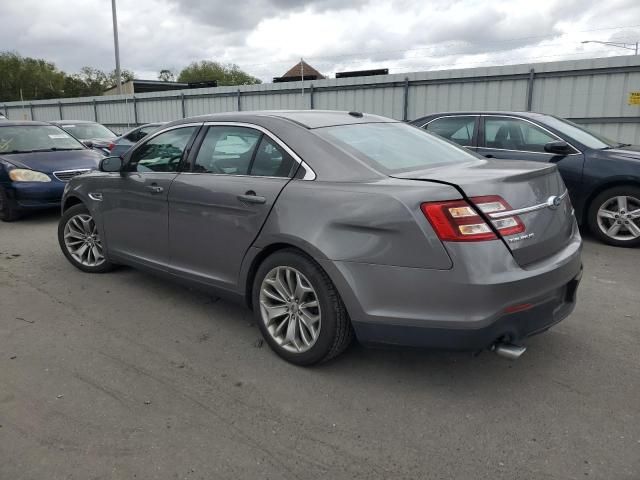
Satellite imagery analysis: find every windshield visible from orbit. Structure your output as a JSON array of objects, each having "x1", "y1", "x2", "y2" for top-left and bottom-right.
[
  {"x1": 0, "y1": 125, "x2": 85, "y2": 153},
  {"x1": 544, "y1": 116, "x2": 618, "y2": 149},
  {"x1": 316, "y1": 122, "x2": 478, "y2": 173},
  {"x1": 60, "y1": 123, "x2": 116, "y2": 140}
]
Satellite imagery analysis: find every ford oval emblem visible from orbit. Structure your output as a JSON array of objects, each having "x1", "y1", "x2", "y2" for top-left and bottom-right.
[{"x1": 546, "y1": 195, "x2": 562, "y2": 209}]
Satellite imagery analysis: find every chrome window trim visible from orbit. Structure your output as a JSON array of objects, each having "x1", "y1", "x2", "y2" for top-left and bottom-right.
[
  {"x1": 418, "y1": 114, "x2": 479, "y2": 130},
  {"x1": 200, "y1": 121, "x2": 316, "y2": 180},
  {"x1": 480, "y1": 114, "x2": 583, "y2": 156},
  {"x1": 488, "y1": 190, "x2": 569, "y2": 219}
]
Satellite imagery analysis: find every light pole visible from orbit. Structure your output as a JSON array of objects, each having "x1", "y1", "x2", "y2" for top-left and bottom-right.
[
  {"x1": 111, "y1": 0, "x2": 122, "y2": 94},
  {"x1": 582, "y1": 40, "x2": 639, "y2": 55}
]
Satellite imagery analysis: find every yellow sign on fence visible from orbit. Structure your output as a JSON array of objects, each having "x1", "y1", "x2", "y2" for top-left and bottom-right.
[{"x1": 629, "y1": 91, "x2": 640, "y2": 105}]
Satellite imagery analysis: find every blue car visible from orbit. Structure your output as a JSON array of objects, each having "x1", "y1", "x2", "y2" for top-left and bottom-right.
[{"x1": 0, "y1": 121, "x2": 103, "y2": 221}]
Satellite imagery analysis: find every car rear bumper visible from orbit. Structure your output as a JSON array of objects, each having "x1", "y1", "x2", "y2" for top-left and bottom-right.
[
  {"x1": 9, "y1": 181, "x2": 65, "y2": 209},
  {"x1": 320, "y1": 225, "x2": 583, "y2": 351}
]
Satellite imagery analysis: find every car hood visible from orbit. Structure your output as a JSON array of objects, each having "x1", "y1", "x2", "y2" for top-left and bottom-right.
[
  {"x1": 0, "y1": 149, "x2": 102, "y2": 174},
  {"x1": 600, "y1": 146, "x2": 640, "y2": 161}
]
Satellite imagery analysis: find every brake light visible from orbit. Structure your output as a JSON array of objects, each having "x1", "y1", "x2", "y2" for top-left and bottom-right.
[
  {"x1": 421, "y1": 195, "x2": 525, "y2": 242},
  {"x1": 107, "y1": 142, "x2": 115, "y2": 151}
]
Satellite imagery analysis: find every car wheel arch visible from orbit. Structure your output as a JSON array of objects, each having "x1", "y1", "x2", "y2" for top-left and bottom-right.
[
  {"x1": 62, "y1": 195, "x2": 84, "y2": 213},
  {"x1": 582, "y1": 178, "x2": 640, "y2": 225}
]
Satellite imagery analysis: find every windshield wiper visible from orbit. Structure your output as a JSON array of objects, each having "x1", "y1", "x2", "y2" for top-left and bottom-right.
[
  {"x1": 29, "y1": 147, "x2": 84, "y2": 152},
  {"x1": 0, "y1": 149, "x2": 35, "y2": 154},
  {"x1": 617, "y1": 143, "x2": 632, "y2": 148}
]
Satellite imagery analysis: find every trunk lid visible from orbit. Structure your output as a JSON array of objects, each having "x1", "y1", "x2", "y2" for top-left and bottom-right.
[{"x1": 394, "y1": 159, "x2": 574, "y2": 266}]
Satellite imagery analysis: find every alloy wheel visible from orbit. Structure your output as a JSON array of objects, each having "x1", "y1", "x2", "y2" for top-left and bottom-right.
[
  {"x1": 596, "y1": 195, "x2": 640, "y2": 242},
  {"x1": 259, "y1": 266, "x2": 321, "y2": 353},
  {"x1": 63, "y1": 213, "x2": 106, "y2": 267}
]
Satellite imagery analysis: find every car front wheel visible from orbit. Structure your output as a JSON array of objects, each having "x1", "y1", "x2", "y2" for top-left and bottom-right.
[
  {"x1": 58, "y1": 203, "x2": 114, "y2": 273},
  {"x1": 588, "y1": 186, "x2": 640, "y2": 247},
  {"x1": 252, "y1": 249, "x2": 353, "y2": 366}
]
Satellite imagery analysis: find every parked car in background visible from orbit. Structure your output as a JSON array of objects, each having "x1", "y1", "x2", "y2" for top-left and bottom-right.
[
  {"x1": 411, "y1": 112, "x2": 640, "y2": 247},
  {"x1": 0, "y1": 121, "x2": 102, "y2": 221},
  {"x1": 58, "y1": 111, "x2": 582, "y2": 365},
  {"x1": 108, "y1": 122, "x2": 166, "y2": 157},
  {"x1": 49, "y1": 120, "x2": 117, "y2": 155}
]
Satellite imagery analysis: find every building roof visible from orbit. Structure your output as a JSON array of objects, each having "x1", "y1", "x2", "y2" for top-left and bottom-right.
[{"x1": 273, "y1": 60, "x2": 325, "y2": 82}]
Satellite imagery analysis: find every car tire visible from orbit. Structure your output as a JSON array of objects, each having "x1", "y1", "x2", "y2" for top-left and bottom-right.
[
  {"x1": 252, "y1": 249, "x2": 353, "y2": 366},
  {"x1": 587, "y1": 186, "x2": 640, "y2": 248},
  {"x1": 0, "y1": 187, "x2": 21, "y2": 222},
  {"x1": 58, "y1": 203, "x2": 114, "y2": 273}
]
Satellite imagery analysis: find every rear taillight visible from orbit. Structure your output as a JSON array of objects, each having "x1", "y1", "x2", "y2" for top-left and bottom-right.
[
  {"x1": 107, "y1": 142, "x2": 115, "y2": 151},
  {"x1": 421, "y1": 195, "x2": 524, "y2": 242}
]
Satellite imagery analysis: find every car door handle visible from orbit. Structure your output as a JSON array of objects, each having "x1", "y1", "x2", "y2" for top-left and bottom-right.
[
  {"x1": 146, "y1": 184, "x2": 164, "y2": 194},
  {"x1": 237, "y1": 192, "x2": 266, "y2": 204}
]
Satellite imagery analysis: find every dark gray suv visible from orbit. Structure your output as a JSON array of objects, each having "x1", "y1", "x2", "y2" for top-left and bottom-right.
[{"x1": 58, "y1": 111, "x2": 582, "y2": 365}]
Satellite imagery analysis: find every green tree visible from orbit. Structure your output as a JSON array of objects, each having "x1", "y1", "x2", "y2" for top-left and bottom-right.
[
  {"x1": 0, "y1": 51, "x2": 66, "y2": 101},
  {"x1": 158, "y1": 69, "x2": 175, "y2": 82},
  {"x1": 177, "y1": 61, "x2": 261, "y2": 86}
]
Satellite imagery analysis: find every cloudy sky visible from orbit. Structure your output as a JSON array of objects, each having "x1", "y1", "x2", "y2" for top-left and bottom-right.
[{"x1": 1, "y1": 0, "x2": 639, "y2": 81}]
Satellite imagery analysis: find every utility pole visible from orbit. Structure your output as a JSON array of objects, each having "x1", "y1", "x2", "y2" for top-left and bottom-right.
[
  {"x1": 300, "y1": 57, "x2": 304, "y2": 96},
  {"x1": 111, "y1": 0, "x2": 122, "y2": 94}
]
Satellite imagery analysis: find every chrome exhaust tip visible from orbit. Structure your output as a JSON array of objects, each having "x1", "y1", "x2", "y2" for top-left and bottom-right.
[{"x1": 493, "y1": 343, "x2": 527, "y2": 360}]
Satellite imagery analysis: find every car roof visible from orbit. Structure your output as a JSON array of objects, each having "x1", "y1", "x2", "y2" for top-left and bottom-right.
[
  {"x1": 171, "y1": 110, "x2": 397, "y2": 129},
  {"x1": 0, "y1": 120, "x2": 55, "y2": 127},
  {"x1": 412, "y1": 111, "x2": 551, "y2": 124},
  {"x1": 49, "y1": 120, "x2": 99, "y2": 125}
]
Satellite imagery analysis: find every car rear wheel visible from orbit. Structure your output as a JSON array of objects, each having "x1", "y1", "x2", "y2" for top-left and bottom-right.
[
  {"x1": 588, "y1": 186, "x2": 640, "y2": 247},
  {"x1": 58, "y1": 204, "x2": 114, "y2": 273},
  {"x1": 252, "y1": 249, "x2": 353, "y2": 366},
  {"x1": 0, "y1": 187, "x2": 21, "y2": 222}
]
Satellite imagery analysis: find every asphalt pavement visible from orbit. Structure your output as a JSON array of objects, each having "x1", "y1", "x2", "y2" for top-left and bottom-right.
[{"x1": 1, "y1": 210, "x2": 639, "y2": 480}]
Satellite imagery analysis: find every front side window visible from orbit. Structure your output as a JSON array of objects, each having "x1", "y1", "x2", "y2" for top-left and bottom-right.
[
  {"x1": 249, "y1": 136, "x2": 295, "y2": 177},
  {"x1": 484, "y1": 117, "x2": 559, "y2": 153},
  {"x1": 128, "y1": 126, "x2": 197, "y2": 173},
  {"x1": 316, "y1": 122, "x2": 477, "y2": 174},
  {"x1": 0, "y1": 125, "x2": 84, "y2": 153},
  {"x1": 425, "y1": 116, "x2": 476, "y2": 147},
  {"x1": 194, "y1": 126, "x2": 261, "y2": 174}
]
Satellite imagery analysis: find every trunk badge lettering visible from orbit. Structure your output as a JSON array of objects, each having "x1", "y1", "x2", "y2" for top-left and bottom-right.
[{"x1": 507, "y1": 233, "x2": 535, "y2": 243}]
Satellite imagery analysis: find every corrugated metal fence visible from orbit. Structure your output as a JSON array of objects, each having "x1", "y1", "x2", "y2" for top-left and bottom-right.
[{"x1": 3, "y1": 55, "x2": 640, "y2": 143}]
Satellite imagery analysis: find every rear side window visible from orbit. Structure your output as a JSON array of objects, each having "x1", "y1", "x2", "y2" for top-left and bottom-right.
[
  {"x1": 425, "y1": 116, "x2": 476, "y2": 146},
  {"x1": 249, "y1": 136, "x2": 295, "y2": 177},
  {"x1": 194, "y1": 126, "x2": 261, "y2": 174},
  {"x1": 316, "y1": 122, "x2": 477, "y2": 174}
]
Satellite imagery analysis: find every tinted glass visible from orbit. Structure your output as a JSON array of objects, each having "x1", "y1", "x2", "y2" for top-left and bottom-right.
[
  {"x1": 0, "y1": 125, "x2": 84, "y2": 153},
  {"x1": 316, "y1": 122, "x2": 477, "y2": 173},
  {"x1": 61, "y1": 123, "x2": 116, "y2": 140},
  {"x1": 129, "y1": 127, "x2": 197, "y2": 172},
  {"x1": 250, "y1": 136, "x2": 295, "y2": 177},
  {"x1": 194, "y1": 126, "x2": 261, "y2": 174},
  {"x1": 544, "y1": 116, "x2": 615, "y2": 149},
  {"x1": 426, "y1": 116, "x2": 476, "y2": 146},
  {"x1": 484, "y1": 117, "x2": 558, "y2": 153}
]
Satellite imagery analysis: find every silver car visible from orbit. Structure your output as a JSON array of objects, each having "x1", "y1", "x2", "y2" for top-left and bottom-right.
[{"x1": 57, "y1": 111, "x2": 583, "y2": 365}]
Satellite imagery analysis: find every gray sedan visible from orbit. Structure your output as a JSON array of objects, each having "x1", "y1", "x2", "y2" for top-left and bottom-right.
[{"x1": 57, "y1": 111, "x2": 583, "y2": 365}]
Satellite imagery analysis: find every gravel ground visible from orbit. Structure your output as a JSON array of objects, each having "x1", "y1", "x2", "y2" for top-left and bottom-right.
[{"x1": 1, "y1": 210, "x2": 639, "y2": 480}]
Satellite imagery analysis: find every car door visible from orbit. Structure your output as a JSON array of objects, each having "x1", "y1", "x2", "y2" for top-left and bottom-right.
[
  {"x1": 478, "y1": 115, "x2": 585, "y2": 196},
  {"x1": 100, "y1": 125, "x2": 200, "y2": 268},
  {"x1": 421, "y1": 115, "x2": 479, "y2": 152},
  {"x1": 168, "y1": 124, "x2": 298, "y2": 291}
]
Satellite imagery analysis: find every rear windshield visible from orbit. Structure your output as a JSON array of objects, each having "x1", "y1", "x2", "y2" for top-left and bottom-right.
[
  {"x1": 316, "y1": 122, "x2": 478, "y2": 173},
  {"x1": 60, "y1": 123, "x2": 116, "y2": 140},
  {"x1": 0, "y1": 125, "x2": 85, "y2": 153}
]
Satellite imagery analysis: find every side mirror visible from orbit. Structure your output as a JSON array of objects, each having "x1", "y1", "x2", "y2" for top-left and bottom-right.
[
  {"x1": 99, "y1": 156, "x2": 123, "y2": 172},
  {"x1": 544, "y1": 141, "x2": 572, "y2": 155},
  {"x1": 82, "y1": 140, "x2": 94, "y2": 148}
]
